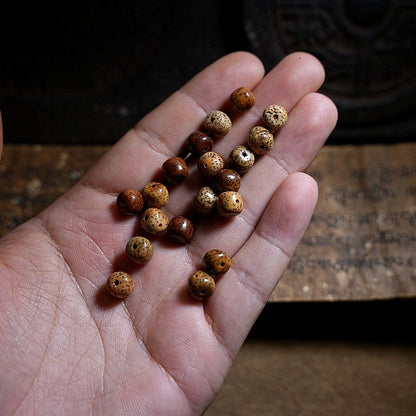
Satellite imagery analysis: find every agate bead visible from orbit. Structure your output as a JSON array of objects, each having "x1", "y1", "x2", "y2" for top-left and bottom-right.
[
  {"x1": 166, "y1": 216, "x2": 194, "y2": 244},
  {"x1": 203, "y1": 249, "x2": 231, "y2": 276},
  {"x1": 217, "y1": 191, "x2": 243, "y2": 217},
  {"x1": 192, "y1": 186, "x2": 217, "y2": 214},
  {"x1": 107, "y1": 271, "x2": 134, "y2": 299},
  {"x1": 116, "y1": 189, "x2": 144, "y2": 215},
  {"x1": 230, "y1": 86, "x2": 256, "y2": 111},
  {"x1": 162, "y1": 157, "x2": 188, "y2": 184},
  {"x1": 228, "y1": 146, "x2": 255, "y2": 175},
  {"x1": 214, "y1": 169, "x2": 241, "y2": 193},
  {"x1": 188, "y1": 270, "x2": 216, "y2": 300},
  {"x1": 186, "y1": 131, "x2": 214, "y2": 155},
  {"x1": 262, "y1": 104, "x2": 288, "y2": 132},
  {"x1": 197, "y1": 151, "x2": 224, "y2": 177},
  {"x1": 143, "y1": 182, "x2": 169, "y2": 208},
  {"x1": 203, "y1": 110, "x2": 232, "y2": 138},
  {"x1": 126, "y1": 236, "x2": 154, "y2": 264},
  {"x1": 140, "y1": 207, "x2": 169, "y2": 234},
  {"x1": 247, "y1": 126, "x2": 274, "y2": 154}
]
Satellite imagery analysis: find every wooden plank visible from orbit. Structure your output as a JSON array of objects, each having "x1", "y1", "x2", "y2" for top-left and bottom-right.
[{"x1": 1, "y1": 143, "x2": 415, "y2": 301}]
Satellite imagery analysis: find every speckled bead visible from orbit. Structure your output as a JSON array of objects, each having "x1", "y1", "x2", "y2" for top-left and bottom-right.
[
  {"x1": 116, "y1": 189, "x2": 144, "y2": 215},
  {"x1": 228, "y1": 146, "x2": 255, "y2": 175},
  {"x1": 217, "y1": 191, "x2": 244, "y2": 217},
  {"x1": 107, "y1": 271, "x2": 134, "y2": 299},
  {"x1": 140, "y1": 207, "x2": 169, "y2": 234},
  {"x1": 197, "y1": 151, "x2": 224, "y2": 177},
  {"x1": 186, "y1": 131, "x2": 214, "y2": 156},
  {"x1": 188, "y1": 270, "x2": 216, "y2": 300},
  {"x1": 126, "y1": 236, "x2": 154, "y2": 264},
  {"x1": 262, "y1": 104, "x2": 288, "y2": 132},
  {"x1": 229, "y1": 86, "x2": 256, "y2": 111},
  {"x1": 166, "y1": 216, "x2": 194, "y2": 244},
  {"x1": 162, "y1": 157, "x2": 188, "y2": 184},
  {"x1": 143, "y1": 182, "x2": 169, "y2": 208},
  {"x1": 203, "y1": 110, "x2": 232, "y2": 138},
  {"x1": 203, "y1": 249, "x2": 232, "y2": 276},
  {"x1": 247, "y1": 126, "x2": 275, "y2": 154},
  {"x1": 192, "y1": 186, "x2": 218, "y2": 215},
  {"x1": 214, "y1": 169, "x2": 241, "y2": 193}
]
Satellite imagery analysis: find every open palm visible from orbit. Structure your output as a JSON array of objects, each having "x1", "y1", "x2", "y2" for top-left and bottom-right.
[{"x1": 0, "y1": 52, "x2": 337, "y2": 415}]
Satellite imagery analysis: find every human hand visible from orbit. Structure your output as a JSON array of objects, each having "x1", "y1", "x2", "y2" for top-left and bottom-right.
[{"x1": 0, "y1": 52, "x2": 337, "y2": 415}]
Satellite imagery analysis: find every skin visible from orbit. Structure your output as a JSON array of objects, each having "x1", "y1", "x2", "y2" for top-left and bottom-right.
[{"x1": 0, "y1": 52, "x2": 337, "y2": 415}]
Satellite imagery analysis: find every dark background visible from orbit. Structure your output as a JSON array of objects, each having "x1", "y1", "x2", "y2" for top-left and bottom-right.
[{"x1": 1, "y1": 0, "x2": 415, "y2": 146}]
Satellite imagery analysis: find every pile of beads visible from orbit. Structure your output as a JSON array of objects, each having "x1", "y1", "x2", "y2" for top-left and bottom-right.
[
  {"x1": 188, "y1": 249, "x2": 232, "y2": 300},
  {"x1": 106, "y1": 85, "x2": 288, "y2": 301}
]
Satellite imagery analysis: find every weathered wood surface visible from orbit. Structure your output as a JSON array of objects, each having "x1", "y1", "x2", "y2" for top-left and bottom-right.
[{"x1": 1, "y1": 143, "x2": 415, "y2": 301}]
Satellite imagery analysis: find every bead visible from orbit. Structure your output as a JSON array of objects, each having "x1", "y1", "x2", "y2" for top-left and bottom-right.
[
  {"x1": 143, "y1": 182, "x2": 169, "y2": 208},
  {"x1": 107, "y1": 271, "x2": 134, "y2": 299},
  {"x1": 197, "y1": 151, "x2": 224, "y2": 177},
  {"x1": 247, "y1": 126, "x2": 274, "y2": 154},
  {"x1": 217, "y1": 191, "x2": 243, "y2": 217},
  {"x1": 228, "y1": 146, "x2": 255, "y2": 175},
  {"x1": 229, "y1": 86, "x2": 256, "y2": 111},
  {"x1": 214, "y1": 169, "x2": 241, "y2": 193},
  {"x1": 262, "y1": 104, "x2": 288, "y2": 132},
  {"x1": 162, "y1": 157, "x2": 188, "y2": 184},
  {"x1": 203, "y1": 249, "x2": 231, "y2": 276},
  {"x1": 140, "y1": 207, "x2": 169, "y2": 234},
  {"x1": 192, "y1": 186, "x2": 217, "y2": 214},
  {"x1": 126, "y1": 236, "x2": 154, "y2": 264},
  {"x1": 186, "y1": 131, "x2": 214, "y2": 155},
  {"x1": 188, "y1": 270, "x2": 216, "y2": 300},
  {"x1": 203, "y1": 110, "x2": 232, "y2": 138},
  {"x1": 116, "y1": 189, "x2": 144, "y2": 215},
  {"x1": 167, "y1": 216, "x2": 194, "y2": 244}
]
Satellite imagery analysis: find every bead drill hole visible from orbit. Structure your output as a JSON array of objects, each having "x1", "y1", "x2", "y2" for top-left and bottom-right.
[
  {"x1": 133, "y1": 243, "x2": 138, "y2": 249},
  {"x1": 114, "y1": 280, "x2": 120, "y2": 286}
]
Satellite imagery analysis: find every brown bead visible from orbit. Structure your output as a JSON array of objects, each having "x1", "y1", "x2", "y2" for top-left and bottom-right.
[
  {"x1": 188, "y1": 270, "x2": 216, "y2": 300},
  {"x1": 143, "y1": 182, "x2": 169, "y2": 208},
  {"x1": 162, "y1": 157, "x2": 188, "y2": 184},
  {"x1": 230, "y1": 86, "x2": 256, "y2": 111},
  {"x1": 247, "y1": 126, "x2": 274, "y2": 154},
  {"x1": 197, "y1": 151, "x2": 224, "y2": 177},
  {"x1": 167, "y1": 216, "x2": 194, "y2": 244},
  {"x1": 140, "y1": 207, "x2": 169, "y2": 234},
  {"x1": 203, "y1": 110, "x2": 232, "y2": 138},
  {"x1": 262, "y1": 104, "x2": 288, "y2": 132},
  {"x1": 192, "y1": 186, "x2": 217, "y2": 214},
  {"x1": 217, "y1": 191, "x2": 243, "y2": 217},
  {"x1": 126, "y1": 236, "x2": 154, "y2": 264},
  {"x1": 107, "y1": 271, "x2": 134, "y2": 299},
  {"x1": 203, "y1": 249, "x2": 231, "y2": 276},
  {"x1": 214, "y1": 169, "x2": 241, "y2": 193},
  {"x1": 116, "y1": 189, "x2": 144, "y2": 215},
  {"x1": 228, "y1": 146, "x2": 255, "y2": 175},
  {"x1": 186, "y1": 131, "x2": 214, "y2": 155}
]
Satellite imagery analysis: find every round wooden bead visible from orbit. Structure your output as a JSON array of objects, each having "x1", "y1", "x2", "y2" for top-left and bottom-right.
[
  {"x1": 217, "y1": 191, "x2": 243, "y2": 217},
  {"x1": 143, "y1": 182, "x2": 169, "y2": 208},
  {"x1": 188, "y1": 270, "x2": 216, "y2": 300},
  {"x1": 116, "y1": 189, "x2": 144, "y2": 215},
  {"x1": 203, "y1": 249, "x2": 231, "y2": 276},
  {"x1": 214, "y1": 169, "x2": 241, "y2": 193},
  {"x1": 203, "y1": 110, "x2": 232, "y2": 138},
  {"x1": 166, "y1": 216, "x2": 194, "y2": 244},
  {"x1": 140, "y1": 207, "x2": 169, "y2": 234},
  {"x1": 186, "y1": 131, "x2": 214, "y2": 155},
  {"x1": 230, "y1": 86, "x2": 256, "y2": 111},
  {"x1": 192, "y1": 186, "x2": 217, "y2": 214},
  {"x1": 126, "y1": 236, "x2": 154, "y2": 264},
  {"x1": 197, "y1": 151, "x2": 224, "y2": 177},
  {"x1": 107, "y1": 271, "x2": 134, "y2": 299},
  {"x1": 228, "y1": 146, "x2": 255, "y2": 175},
  {"x1": 262, "y1": 104, "x2": 288, "y2": 132},
  {"x1": 162, "y1": 157, "x2": 188, "y2": 184},
  {"x1": 247, "y1": 126, "x2": 274, "y2": 154}
]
